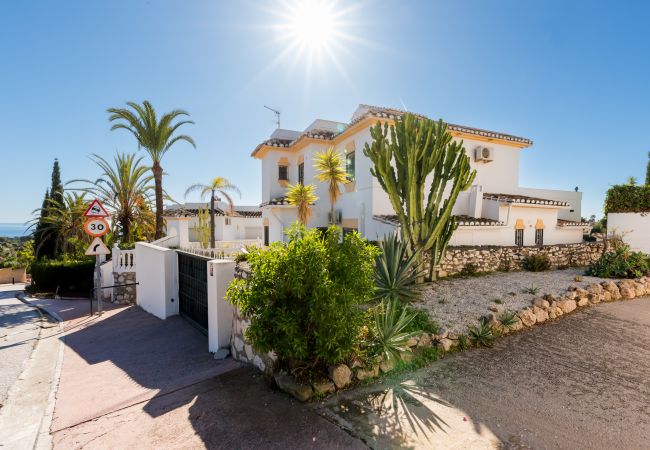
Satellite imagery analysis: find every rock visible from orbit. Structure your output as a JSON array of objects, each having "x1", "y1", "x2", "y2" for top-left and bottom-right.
[
  {"x1": 532, "y1": 298, "x2": 550, "y2": 309},
  {"x1": 234, "y1": 337, "x2": 244, "y2": 353},
  {"x1": 328, "y1": 364, "x2": 352, "y2": 389},
  {"x1": 517, "y1": 308, "x2": 537, "y2": 327},
  {"x1": 399, "y1": 351, "x2": 414, "y2": 363},
  {"x1": 312, "y1": 379, "x2": 336, "y2": 395},
  {"x1": 244, "y1": 344, "x2": 253, "y2": 361},
  {"x1": 417, "y1": 333, "x2": 432, "y2": 348},
  {"x1": 437, "y1": 338, "x2": 454, "y2": 352},
  {"x1": 380, "y1": 357, "x2": 396, "y2": 373},
  {"x1": 252, "y1": 355, "x2": 266, "y2": 372},
  {"x1": 619, "y1": 286, "x2": 636, "y2": 299},
  {"x1": 564, "y1": 290, "x2": 578, "y2": 300},
  {"x1": 533, "y1": 306, "x2": 549, "y2": 323},
  {"x1": 488, "y1": 304, "x2": 503, "y2": 313},
  {"x1": 356, "y1": 365, "x2": 380, "y2": 381},
  {"x1": 275, "y1": 373, "x2": 313, "y2": 402},
  {"x1": 437, "y1": 327, "x2": 450, "y2": 340},
  {"x1": 406, "y1": 337, "x2": 418, "y2": 348},
  {"x1": 350, "y1": 358, "x2": 364, "y2": 369},
  {"x1": 602, "y1": 291, "x2": 613, "y2": 302},
  {"x1": 634, "y1": 282, "x2": 646, "y2": 297},
  {"x1": 558, "y1": 299, "x2": 577, "y2": 314},
  {"x1": 213, "y1": 348, "x2": 230, "y2": 360},
  {"x1": 577, "y1": 298, "x2": 589, "y2": 307},
  {"x1": 588, "y1": 293, "x2": 600, "y2": 304},
  {"x1": 574, "y1": 288, "x2": 589, "y2": 298},
  {"x1": 586, "y1": 284, "x2": 604, "y2": 295},
  {"x1": 548, "y1": 305, "x2": 563, "y2": 320}
]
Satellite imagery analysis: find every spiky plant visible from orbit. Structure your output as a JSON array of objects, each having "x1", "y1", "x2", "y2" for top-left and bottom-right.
[
  {"x1": 107, "y1": 101, "x2": 195, "y2": 239},
  {"x1": 374, "y1": 232, "x2": 422, "y2": 302},
  {"x1": 313, "y1": 147, "x2": 348, "y2": 224},
  {"x1": 363, "y1": 113, "x2": 476, "y2": 280},
  {"x1": 185, "y1": 177, "x2": 241, "y2": 248},
  {"x1": 524, "y1": 284, "x2": 541, "y2": 295},
  {"x1": 498, "y1": 311, "x2": 519, "y2": 330},
  {"x1": 456, "y1": 334, "x2": 470, "y2": 350},
  {"x1": 468, "y1": 322, "x2": 495, "y2": 347},
  {"x1": 286, "y1": 183, "x2": 318, "y2": 225},
  {"x1": 372, "y1": 299, "x2": 420, "y2": 362}
]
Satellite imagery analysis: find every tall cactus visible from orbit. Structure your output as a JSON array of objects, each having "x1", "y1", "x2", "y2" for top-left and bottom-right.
[{"x1": 363, "y1": 113, "x2": 476, "y2": 280}]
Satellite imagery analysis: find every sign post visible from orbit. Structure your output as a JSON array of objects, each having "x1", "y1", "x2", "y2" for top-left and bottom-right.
[{"x1": 83, "y1": 199, "x2": 110, "y2": 315}]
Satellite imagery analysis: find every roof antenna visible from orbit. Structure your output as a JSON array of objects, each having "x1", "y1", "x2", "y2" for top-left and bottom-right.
[{"x1": 264, "y1": 105, "x2": 281, "y2": 128}]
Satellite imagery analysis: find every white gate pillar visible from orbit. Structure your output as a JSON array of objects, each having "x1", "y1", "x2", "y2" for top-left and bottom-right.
[{"x1": 206, "y1": 259, "x2": 235, "y2": 354}]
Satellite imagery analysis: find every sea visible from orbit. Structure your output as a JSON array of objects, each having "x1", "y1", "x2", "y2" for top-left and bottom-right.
[{"x1": 0, "y1": 223, "x2": 31, "y2": 238}]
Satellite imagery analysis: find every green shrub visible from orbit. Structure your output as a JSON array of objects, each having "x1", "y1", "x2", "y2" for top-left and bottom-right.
[
  {"x1": 371, "y1": 299, "x2": 420, "y2": 362},
  {"x1": 523, "y1": 253, "x2": 551, "y2": 272},
  {"x1": 404, "y1": 307, "x2": 439, "y2": 334},
  {"x1": 587, "y1": 246, "x2": 650, "y2": 279},
  {"x1": 226, "y1": 223, "x2": 379, "y2": 366},
  {"x1": 604, "y1": 185, "x2": 650, "y2": 213},
  {"x1": 30, "y1": 259, "x2": 95, "y2": 295},
  {"x1": 374, "y1": 233, "x2": 422, "y2": 302},
  {"x1": 460, "y1": 263, "x2": 478, "y2": 277}
]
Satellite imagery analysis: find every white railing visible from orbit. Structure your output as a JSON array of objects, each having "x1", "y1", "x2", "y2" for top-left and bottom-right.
[
  {"x1": 180, "y1": 238, "x2": 263, "y2": 260},
  {"x1": 113, "y1": 247, "x2": 136, "y2": 272}
]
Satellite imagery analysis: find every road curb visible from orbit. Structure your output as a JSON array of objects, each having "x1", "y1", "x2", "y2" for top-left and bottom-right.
[{"x1": 15, "y1": 292, "x2": 66, "y2": 450}]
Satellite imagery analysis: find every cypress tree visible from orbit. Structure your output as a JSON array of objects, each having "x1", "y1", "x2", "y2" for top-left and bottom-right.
[
  {"x1": 646, "y1": 151, "x2": 650, "y2": 186},
  {"x1": 34, "y1": 190, "x2": 50, "y2": 260},
  {"x1": 36, "y1": 159, "x2": 64, "y2": 260},
  {"x1": 50, "y1": 159, "x2": 64, "y2": 206}
]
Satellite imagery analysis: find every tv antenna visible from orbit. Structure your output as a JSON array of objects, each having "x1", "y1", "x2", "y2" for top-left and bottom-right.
[{"x1": 264, "y1": 105, "x2": 281, "y2": 128}]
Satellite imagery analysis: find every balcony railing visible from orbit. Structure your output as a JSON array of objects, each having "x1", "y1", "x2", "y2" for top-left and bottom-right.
[
  {"x1": 180, "y1": 239, "x2": 263, "y2": 260},
  {"x1": 113, "y1": 247, "x2": 136, "y2": 272}
]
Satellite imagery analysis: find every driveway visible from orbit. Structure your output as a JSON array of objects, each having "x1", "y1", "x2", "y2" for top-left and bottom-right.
[
  {"x1": 31, "y1": 298, "x2": 364, "y2": 449},
  {"x1": 322, "y1": 297, "x2": 650, "y2": 449}
]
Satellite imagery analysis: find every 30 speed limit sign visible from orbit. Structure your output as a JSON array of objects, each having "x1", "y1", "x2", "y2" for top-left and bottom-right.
[{"x1": 84, "y1": 218, "x2": 109, "y2": 237}]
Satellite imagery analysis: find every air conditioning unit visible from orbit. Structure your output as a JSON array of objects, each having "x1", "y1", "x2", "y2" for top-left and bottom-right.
[
  {"x1": 474, "y1": 146, "x2": 494, "y2": 162},
  {"x1": 328, "y1": 210, "x2": 343, "y2": 224}
]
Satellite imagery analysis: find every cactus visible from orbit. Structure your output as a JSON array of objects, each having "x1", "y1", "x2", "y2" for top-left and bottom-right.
[{"x1": 363, "y1": 113, "x2": 476, "y2": 280}]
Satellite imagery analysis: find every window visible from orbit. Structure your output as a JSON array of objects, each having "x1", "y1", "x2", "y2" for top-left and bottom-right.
[
  {"x1": 342, "y1": 227, "x2": 358, "y2": 237},
  {"x1": 535, "y1": 229, "x2": 544, "y2": 246},
  {"x1": 225, "y1": 218, "x2": 231, "y2": 226},
  {"x1": 263, "y1": 225, "x2": 269, "y2": 246},
  {"x1": 345, "y1": 151, "x2": 355, "y2": 182},
  {"x1": 515, "y1": 229, "x2": 524, "y2": 247},
  {"x1": 298, "y1": 162, "x2": 304, "y2": 184},
  {"x1": 278, "y1": 165, "x2": 288, "y2": 181}
]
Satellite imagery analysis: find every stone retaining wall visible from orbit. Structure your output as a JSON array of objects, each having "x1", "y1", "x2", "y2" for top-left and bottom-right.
[
  {"x1": 112, "y1": 271, "x2": 136, "y2": 304},
  {"x1": 436, "y1": 242, "x2": 604, "y2": 276}
]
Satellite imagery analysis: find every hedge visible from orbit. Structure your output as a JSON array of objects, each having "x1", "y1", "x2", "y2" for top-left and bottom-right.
[
  {"x1": 30, "y1": 259, "x2": 95, "y2": 295},
  {"x1": 604, "y1": 185, "x2": 650, "y2": 213}
]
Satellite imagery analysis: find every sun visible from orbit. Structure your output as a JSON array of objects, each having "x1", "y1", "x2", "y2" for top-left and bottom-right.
[{"x1": 285, "y1": 0, "x2": 338, "y2": 51}]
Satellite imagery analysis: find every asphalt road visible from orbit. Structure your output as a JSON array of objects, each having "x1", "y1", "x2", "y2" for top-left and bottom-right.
[
  {"x1": 323, "y1": 296, "x2": 650, "y2": 449},
  {"x1": 0, "y1": 284, "x2": 41, "y2": 407}
]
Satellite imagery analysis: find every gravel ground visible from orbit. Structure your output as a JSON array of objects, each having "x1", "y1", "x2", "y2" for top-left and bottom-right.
[{"x1": 414, "y1": 267, "x2": 617, "y2": 333}]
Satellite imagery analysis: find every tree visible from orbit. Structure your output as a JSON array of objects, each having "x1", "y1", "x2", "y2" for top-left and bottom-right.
[
  {"x1": 627, "y1": 176, "x2": 637, "y2": 186},
  {"x1": 69, "y1": 153, "x2": 155, "y2": 243},
  {"x1": 313, "y1": 147, "x2": 347, "y2": 224},
  {"x1": 35, "y1": 159, "x2": 65, "y2": 260},
  {"x1": 184, "y1": 177, "x2": 241, "y2": 249},
  {"x1": 32, "y1": 192, "x2": 89, "y2": 257},
  {"x1": 286, "y1": 183, "x2": 318, "y2": 225},
  {"x1": 363, "y1": 113, "x2": 476, "y2": 280},
  {"x1": 107, "y1": 101, "x2": 195, "y2": 239},
  {"x1": 33, "y1": 190, "x2": 50, "y2": 260}
]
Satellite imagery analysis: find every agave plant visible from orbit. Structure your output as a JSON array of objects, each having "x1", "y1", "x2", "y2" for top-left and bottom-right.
[
  {"x1": 374, "y1": 233, "x2": 422, "y2": 302},
  {"x1": 372, "y1": 299, "x2": 420, "y2": 362},
  {"x1": 498, "y1": 311, "x2": 519, "y2": 330},
  {"x1": 468, "y1": 321, "x2": 495, "y2": 347}
]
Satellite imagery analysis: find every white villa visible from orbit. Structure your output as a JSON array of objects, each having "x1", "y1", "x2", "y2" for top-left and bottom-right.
[
  {"x1": 164, "y1": 201, "x2": 264, "y2": 246},
  {"x1": 252, "y1": 104, "x2": 590, "y2": 247}
]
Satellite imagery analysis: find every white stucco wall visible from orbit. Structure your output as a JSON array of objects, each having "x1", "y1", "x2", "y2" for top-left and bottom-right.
[
  {"x1": 206, "y1": 260, "x2": 235, "y2": 353},
  {"x1": 608, "y1": 213, "x2": 650, "y2": 253},
  {"x1": 135, "y1": 242, "x2": 179, "y2": 319}
]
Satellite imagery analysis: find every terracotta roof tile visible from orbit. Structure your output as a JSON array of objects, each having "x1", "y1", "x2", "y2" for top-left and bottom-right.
[
  {"x1": 373, "y1": 214, "x2": 505, "y2": 227},
  {"x1": 483, "y1": 193, "x2": 570, "y2": 207}
]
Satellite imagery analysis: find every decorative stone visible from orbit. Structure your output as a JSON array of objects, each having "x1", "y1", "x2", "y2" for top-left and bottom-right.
[
  {"x1": 548, "y1": 305, "x2": 563, "y2": 320},
  {"x1": 437, "y1": 327, "x2": 450, "y2": 340},
  {"x1": 312, "y1": 379, "x2": 336, "y2": 395},
  {"x1": 399, "y1": 351, "x2": 414, "y2": 363},
  {"x1": 577, "y1": 298, "x2": 589, "y2": 307},
  {"x1": 356, "y1": 365, "x2": 380, "y2": 381},
  {"x1": 488, "y1": 304, "x2": 503, "y2": 313},
  {"x1": 517, "y1": 308, "x2": 537, "y2": 327},
  {"x1": 380, "y1": 357, "x2": 396, "y2": 373},
  {"x1": 244, "y1": 344, "x2": 253, "y2": 361},
  {"x1": 417, "y1": 333, "x2": 432, "y2": 348},
  {"x1": 619, "y1": 286, "x2": 635, "y2": 299},
  {"x1": 274, "y1": 373, "x2": 313, "y2": 402},
  {"x1": 533, "y1": 306, "x2": 549, "y2": 323},
  {"x1": 406, "y1": 337, "x2": 418, "y2": 348},
  {"x1": 328, "y1": 364, "x2": 352, "y2": 389},
  {"x1": 634, "y1": 282, "x2": 646, "y2": 297},
  {"x1": 437, "y1": 338, "x2": 454, "y2": 352},
  {"x1": 252, "y1": 355, "x2": 265, "y2": 371},
  {"x1": 532, "y1": 298, "x2": 550, "y2": 309},
  {"x1": 214, "y1": 348, "x2": 230, "y2": 360},
  {"x1": 558, "y1": 299, "x2": 577, "y2": 314}
]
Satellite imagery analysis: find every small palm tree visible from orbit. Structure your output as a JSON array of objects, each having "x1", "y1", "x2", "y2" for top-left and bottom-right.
[
  {"x1": 31, "y1": 192, "x2": 88, "y2": 256},
  {"x1": 286, "y1": 183, "x2": 318, "y2": 225},
  {"x1": 107, "y1": 101, "x2": 195, "y2": 239},
  {"x1": 314, "y1": 147, "x2": 347, "y2": 224},
  {"x1": 184, "y1": 177, "x2": 241, "y2": 248},
  {"x1": 69, "y1": 153, "x2": 154, "y2": 243}
]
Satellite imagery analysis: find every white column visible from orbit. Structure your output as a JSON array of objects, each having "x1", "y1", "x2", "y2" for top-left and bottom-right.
[{"x1": 206, "y1": 259, "x2": 235, "y2": 354}]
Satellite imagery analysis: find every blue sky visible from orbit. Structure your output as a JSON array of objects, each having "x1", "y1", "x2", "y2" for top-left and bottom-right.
[{"x1": 1, "y1": 0, "x2": 649, "y2": 223}]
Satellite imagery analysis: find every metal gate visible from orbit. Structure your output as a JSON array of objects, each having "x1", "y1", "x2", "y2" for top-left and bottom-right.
[{"x1": 177, "y1": 251, "x2": 210, "y2": 333}]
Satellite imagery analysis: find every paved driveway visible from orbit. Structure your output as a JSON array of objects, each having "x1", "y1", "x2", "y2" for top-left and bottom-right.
[
  {"x1": 0, "y1": 284, "x2": 41, "y2": 406},
  {"x1": 322, "y1": 297, "x2": 650, "y2": 449}
]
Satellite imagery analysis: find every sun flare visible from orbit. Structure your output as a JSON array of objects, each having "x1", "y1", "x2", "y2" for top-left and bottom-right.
[{"x1": 286, "y1": 0, "x2": 337, "y2": 51}]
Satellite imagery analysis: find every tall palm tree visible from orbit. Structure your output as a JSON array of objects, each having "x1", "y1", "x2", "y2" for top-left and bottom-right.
[
  {"x1": 107, "y1": 101, "x2": 195, "y2": 239},
  {"x1": 314, "y1": 147, "x2": 347, "y2": 224},
  {"x1": 184, "y1": 177, "x2": 241, "y2": 248},
  {"x1": 69, "y1": 153, "x2": 155, "y2": 243},
  {"x1": 286, "y1": 183, "x2": 318, "y2": 225}
]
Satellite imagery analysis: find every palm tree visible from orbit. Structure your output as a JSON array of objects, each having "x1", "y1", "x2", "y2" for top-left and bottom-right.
[
  {"x1": 314, "y1": 147, "x2": 347, "y2": 224},
  {"x1": 184, "y1": 177, "x2": 241, "y2": 248},
  {"x1": 286, "y1": 183, "x2": 318, "y2": 225},
  {"x1": 69, "y1": 153, "x2": 155, "y2": 243},
  {"x1": 31, "y1": 192, "x2": 88, "y2": 256},
  {"x1": 107, "y1": 101, "x2": 195, "y2": 239}
]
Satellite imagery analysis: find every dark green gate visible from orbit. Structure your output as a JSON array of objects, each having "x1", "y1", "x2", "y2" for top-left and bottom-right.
[{"x1": 177, "y1": 251, "x2": 210, "y2": 333}]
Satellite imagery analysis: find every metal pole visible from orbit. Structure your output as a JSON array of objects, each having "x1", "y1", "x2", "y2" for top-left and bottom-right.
[{"x1": 95, "y1": 254, "x2": 102, "y2": 315}]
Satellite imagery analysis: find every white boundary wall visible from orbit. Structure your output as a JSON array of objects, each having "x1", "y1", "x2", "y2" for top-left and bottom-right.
[
  {"x1": 608, "y1": 213, "x2": 650, "y2": 253},
  {"x1": 206, "y1": 260, "x2": 235, "y2": 353},
  {"x1": 135, "y1": 242, "x2": 179, "y2": 319}
]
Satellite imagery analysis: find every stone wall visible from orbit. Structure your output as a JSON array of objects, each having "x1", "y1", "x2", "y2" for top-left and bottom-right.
[
  {"x1": 436, "y1": 242, "x2": 604, "y2": 276},
  {"x1": 112, "y1": 271, "x2": 137, "y2": 304}
]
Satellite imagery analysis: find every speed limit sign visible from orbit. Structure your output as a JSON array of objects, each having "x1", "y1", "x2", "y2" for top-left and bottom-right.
[{"x1": 84, "y1": 218, "x2": 109, "y2": 237}]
